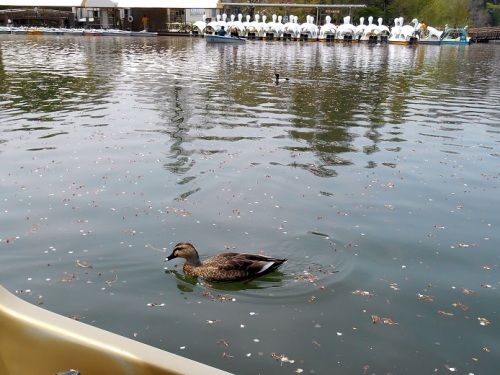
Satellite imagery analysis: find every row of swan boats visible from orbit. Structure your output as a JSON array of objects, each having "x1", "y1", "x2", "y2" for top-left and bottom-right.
[
  {"x1": 198, "y1": 14, "x2": 470, "y2": 46},
  {"x1": 0, "y1": 15, "x2": 470, "y2": 46}
]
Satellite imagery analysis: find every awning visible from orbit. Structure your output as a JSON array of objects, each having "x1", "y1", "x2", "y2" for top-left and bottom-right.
[
  {"x1": 117, "y1": 0, "x2": 220, "y2": 8},
  {"x1": 0, "y1": 0, "x2": 221, "y2": 7},
  {"x1": 81, "y1": 0, "x2": 118, "y2": 7}
]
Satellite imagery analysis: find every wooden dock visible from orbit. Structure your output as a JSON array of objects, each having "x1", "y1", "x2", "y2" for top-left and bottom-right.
[{"x1": 468, "y1": 27, "x2": 500, "y2": 43}]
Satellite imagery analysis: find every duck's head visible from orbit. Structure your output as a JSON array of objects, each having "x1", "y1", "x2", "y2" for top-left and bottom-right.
[{"x1": 165, "y1": 242, "x2": 200, "y2": 264}]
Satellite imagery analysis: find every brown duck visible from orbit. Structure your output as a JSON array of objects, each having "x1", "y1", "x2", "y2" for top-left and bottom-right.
[{"x1": 165, "y1": 242, "x2": 287, "y2": 282}]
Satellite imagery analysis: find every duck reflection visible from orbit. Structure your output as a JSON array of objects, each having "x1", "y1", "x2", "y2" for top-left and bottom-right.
[{"x1": 165, "y1": 267, "x2": 286, "y2": 292}]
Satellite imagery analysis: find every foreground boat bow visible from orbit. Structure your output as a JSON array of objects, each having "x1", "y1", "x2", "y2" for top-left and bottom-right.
[{"x1": 0, "y1": 285, "x2": 231, "y2": 375}]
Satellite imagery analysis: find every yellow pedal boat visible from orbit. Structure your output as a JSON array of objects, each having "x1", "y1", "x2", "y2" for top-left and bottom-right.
[{"x1": 0, "y1": 285, "x2": 231, "y2": 375}]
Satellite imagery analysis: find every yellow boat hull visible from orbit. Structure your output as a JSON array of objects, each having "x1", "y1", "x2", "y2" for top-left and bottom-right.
[{"x1": 0, "y1": 285, "x2": 231, "y2": 375}]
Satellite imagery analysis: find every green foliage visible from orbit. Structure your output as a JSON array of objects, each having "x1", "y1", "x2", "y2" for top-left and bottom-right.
[
  {"x1": 232, "y1": 0, "x2": 492, "y2": 27},
  {"x1": 388, "y1": 0, "x2": 472, "y2": 27},
  {"x1": 486, "y1": 2, "x2": 500, "y2": 25},
  {"x1": 353, "y1": 5, "x2": 385, "y2": 21},
  {"x1": 450, "y1": 0, "x2": 472, "y2": 26}
]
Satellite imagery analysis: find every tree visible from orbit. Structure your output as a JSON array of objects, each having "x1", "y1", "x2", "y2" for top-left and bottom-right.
[{"x1": 486, "y1": 2, "x2": 500, "y2": 25}]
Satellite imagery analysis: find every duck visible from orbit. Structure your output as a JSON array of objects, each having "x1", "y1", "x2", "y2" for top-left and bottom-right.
[
  {"x1": 275, "y1": 73, "x2": 289, "y2": 84},
  {"x1": 165, "y1": 242, "x2": 287, "y2": 283}
]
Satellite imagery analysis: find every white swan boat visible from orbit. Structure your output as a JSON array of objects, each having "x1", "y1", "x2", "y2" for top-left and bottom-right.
[{"x1": 419, "y1": 26, "x2": 443, "y2": 45}]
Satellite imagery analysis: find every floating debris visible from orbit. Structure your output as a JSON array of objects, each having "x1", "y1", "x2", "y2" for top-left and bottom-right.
[
  {"x1": 106, "y1": 275, "x2": 119, "y2": 285},
  {"x1": 76, "y1": 261, "x2": 92, "y2": 268},
  {"x1": 294, "y1": 271, "x2": 320, "y2": 283},
  {"x1": 350, "y1": 290, "x2": 373, "y2": 297},
  {"x1": 438, "y1": 310, "x2": 454, "y2": 317},
  {"x1": 271, "y1": 352, "x2": 295, "y2": 365},
  {"x1": 308, "y1": 231, "x2": 329, "y2": 237},
  {"x1": 417, "y1": 293, "x2": 434, "y2": 301},
  {"x1": 451, "y1": 302, "x2": 468, "y2": 311},
  {"x1": 146, "y1": 302, "x2": 165, "y2": 307},
  {"x1": 371, "y1": 315, "x2": 396, "y2": 325},
  {"x1": 202, "y1": 291, "x2": 236, "y2": 302},
  {"x1": 478, "y1": 317, "x2": 490, "y2": 326},
  {"x1": 216, "y1": 339, "x2": 229, "y2": 347}
]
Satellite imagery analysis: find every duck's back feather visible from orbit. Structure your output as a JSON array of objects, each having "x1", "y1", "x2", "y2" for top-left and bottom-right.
[{"x1": 185, "y1": 252, "x2": 286, "y2": 282}]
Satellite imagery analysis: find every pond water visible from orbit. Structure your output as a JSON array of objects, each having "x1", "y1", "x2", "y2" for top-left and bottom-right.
[{"x1": 0, "y1": 35, "x2": 499, "y2": 375}]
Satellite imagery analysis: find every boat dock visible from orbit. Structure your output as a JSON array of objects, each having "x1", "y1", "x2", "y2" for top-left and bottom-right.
[{"x1": 468, "y1": 27, "x2": 500, "y2": 42}]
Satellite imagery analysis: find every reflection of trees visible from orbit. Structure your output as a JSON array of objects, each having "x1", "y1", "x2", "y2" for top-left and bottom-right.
[
  {"x1": 160, "y1": 82, "x2": 196, "y2": 177},
  {"x1": 1, "y1": 73, "x2": 105, "y2": 116},
  {"x1": 207, "y1": 43, "x2": 417, "y2": 176},
  {"x1": 0, "y1": 38, "x2": 111, "y2": 119}
]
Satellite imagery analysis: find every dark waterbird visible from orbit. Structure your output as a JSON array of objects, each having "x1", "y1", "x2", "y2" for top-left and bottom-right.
[
  {"x1": 275, "y1": 73, "x2": 290, "y2": 84},
  {"x1": 165, "y1": 242, "x2": 287, "y2": 283}
]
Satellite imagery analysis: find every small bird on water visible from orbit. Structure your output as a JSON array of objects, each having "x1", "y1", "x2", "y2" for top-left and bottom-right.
[
  {"x1": 275, "y1": 73, "x2": 290, "y2": 84},
  {"x1": 165, "y1": 242, "x2": 287, "y2": 283}
]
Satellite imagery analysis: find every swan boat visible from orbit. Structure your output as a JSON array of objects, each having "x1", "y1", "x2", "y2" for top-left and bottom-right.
[
  {"x1": 389, "y1": 17, "x2": 419, "y2": 45},
  {"x1": 0, "y1": 285, "x2": 231, "y2": 375},
  {"x1": 440, "y1": 26, "x2": 471, "y2": 45},
  {"x1": 419, "y1": 25, "x2": 443, "y2": 45},
  {"x1": 205, "y1": 34, "x2": 246, "y2": 43}
]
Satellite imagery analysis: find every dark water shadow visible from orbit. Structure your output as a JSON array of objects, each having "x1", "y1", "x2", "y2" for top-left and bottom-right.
[{"x1": 164, "y1": 268, "x2": 287, "y2": 292}]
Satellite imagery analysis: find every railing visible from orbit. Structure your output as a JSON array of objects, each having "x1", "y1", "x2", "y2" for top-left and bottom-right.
[
  {"x1": 468, "y1": 27, "x2": 500, "y2": 42},
  {"x1": 164, "y1": 22, "x2": 193, "y2": 33}
]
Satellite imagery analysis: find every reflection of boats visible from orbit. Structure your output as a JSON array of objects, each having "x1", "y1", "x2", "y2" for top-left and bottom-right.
[
  {"x1": 130, "y1": 31, "x2": 158, "y2": 37},
  {"x1": 82, "y1": 29, "x2": 104, "y2": 36},
  {"x1": 43, "y1": 28, "x2": 65, "y2": 36},
  {"x1": 205, "y1": 34, "x2": 246, "y2": 43},
  {"x1": 440, "y1": 26, "x2": 471, "y2": 45},
  {"x1": 102, "y1": 29, "x2": 131, "y2": 37},
  {"x1": 27, "y1": 28, "x2": 43, "y2": 35},
  {"x1": 11, "y1": 27, "x2": 28, "y2": 35},
  {"x1": 0, "y1": 285, "x2": 231, "y2": 375}
]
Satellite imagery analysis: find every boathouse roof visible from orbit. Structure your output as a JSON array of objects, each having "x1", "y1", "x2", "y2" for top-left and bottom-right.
[{"x1": 0, "y1": 0, "x2": 221, "y2": 8}]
